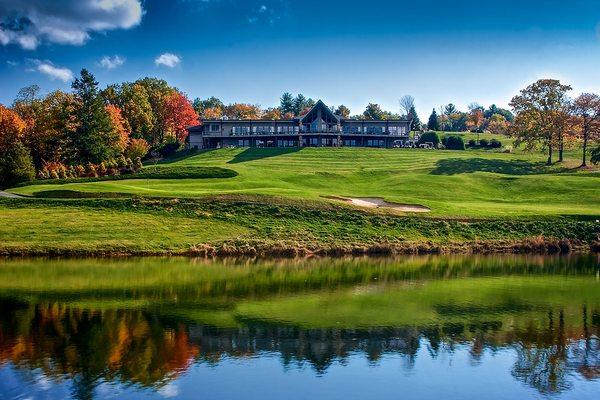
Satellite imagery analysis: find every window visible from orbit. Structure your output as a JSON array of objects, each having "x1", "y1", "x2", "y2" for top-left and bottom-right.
[
  {"x1": 365, "y1": 125, "x2": 384, "y2": 134},
  {"x1": 343, "y1": 139, "x2": 357, "y2": 147},
  {"x1": 238, "y1": 139, "x2": 250, "y2": 147},
  {"x1": 389, "y1": 125, "x2": 408, "y2": 135},
  {"x1": 309, "y1": 138, "x2": 319, "y2": 146},
  {"x1": 343, "y1": 125, "x2": 361, "y2": 134},
  {"x1": 232, "y1": 126, "x2": 251, "y2": 135},
  {"x1": 277, "y1": 139, "x2": 297, "y2": 147},
  {"x1": 209, "y1": 124, "x2": 220, "y2": 132},
  {"x1": 366, "y1": 139, "x2": 385, "y2": 147}
]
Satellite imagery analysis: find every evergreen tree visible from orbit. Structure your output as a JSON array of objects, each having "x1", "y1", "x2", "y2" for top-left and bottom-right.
[
  {"x1": 71, "y1": 69, "x2": 120, "y2": 163},
  {"x1": 293, "y1": 94, "x2": 307, "y2": 116},
  {"x1": 280, "y1": 92, "x2": 294, "y2": 115},
  {"x1": 407, "y1": 105, "x2": 422, "y2": 131},
  {"x1": 427, "y1": 109, "x2": 439, "y2": 131}
]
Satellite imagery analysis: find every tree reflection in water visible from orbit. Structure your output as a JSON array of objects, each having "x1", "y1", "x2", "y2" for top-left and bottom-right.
[{"x1": 0, "y1": 254, "x2": 598, "y2": 399}]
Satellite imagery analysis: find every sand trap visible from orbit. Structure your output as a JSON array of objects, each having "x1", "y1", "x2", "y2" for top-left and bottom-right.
[{"x1": 325, "y1": 196, "x2": 431, "y2": 213}]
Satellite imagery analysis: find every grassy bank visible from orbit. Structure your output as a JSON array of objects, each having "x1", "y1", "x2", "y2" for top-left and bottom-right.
[
  {"x1": 1, "y1": 195, "x2": 598, "y2": 256},
  {"x1": 9, "y1": 147, "x2": 599, "y2": 218},
  {"x1": 2, "y1": 147, "x2": 599, "y2": 255}
]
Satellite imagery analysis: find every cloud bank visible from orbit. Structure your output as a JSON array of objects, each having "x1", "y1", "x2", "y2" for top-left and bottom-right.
[
  {"x1": 0, "y1": 0, "x2": 143, "y2": 50},
  {"x1": 155, "y1": 53, "x2": 181, "y2": 68}
]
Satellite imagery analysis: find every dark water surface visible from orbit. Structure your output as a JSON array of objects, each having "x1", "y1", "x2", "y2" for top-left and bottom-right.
[{"x1": 0, "y1": 255, "x2": 598, "y2": 399}]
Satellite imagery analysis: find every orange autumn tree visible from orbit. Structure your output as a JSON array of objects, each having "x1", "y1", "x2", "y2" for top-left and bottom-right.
[
  {"x1": 105, "y1": 104, "x2": 131, "y2": 153},
  {"x1": 0, "y1": 104, "x2": 35, "y2": 186},
  {"x1": 223, "y1": 103, "x2": 262, "y2": 120},
  {"x1": 163, "y1": 92, "x2": 199, "y2": 143}
]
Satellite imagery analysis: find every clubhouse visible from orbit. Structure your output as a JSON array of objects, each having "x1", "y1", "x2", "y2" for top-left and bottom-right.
[{"x1": 187, "y1": 100, "x2": 412, "y2": 149}]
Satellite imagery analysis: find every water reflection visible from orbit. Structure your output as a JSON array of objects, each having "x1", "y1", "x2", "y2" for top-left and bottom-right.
[{"x1": 0, "y1": 254, "x2": 598, "y2": 399}]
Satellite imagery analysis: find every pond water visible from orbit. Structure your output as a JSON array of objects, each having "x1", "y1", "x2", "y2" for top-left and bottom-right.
[{"x1": 0, "y1": 255, "x2": 598, "y2": 400}]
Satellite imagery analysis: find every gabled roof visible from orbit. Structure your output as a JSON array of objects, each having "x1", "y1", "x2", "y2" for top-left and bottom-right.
[{"x1": 299, "y1": 100, "x2": 340, "y2": 122}]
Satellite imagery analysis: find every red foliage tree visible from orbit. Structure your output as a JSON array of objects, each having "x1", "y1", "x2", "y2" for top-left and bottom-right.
[{"x1": 163, "y1": 92, "x2": 199, "y2": 143}]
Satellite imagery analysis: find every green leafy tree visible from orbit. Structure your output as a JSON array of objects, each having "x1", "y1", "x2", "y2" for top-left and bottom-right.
[
  {"x1": 280, "y1": 93, "x2": 295, "y2": 115},
  {"x1": 193, "y1": 96, "x2": 224, "y2": 116},
  {"x1": 71, "y1": 69, "x2": 120, "y2": 163},
  {"x1": 509, "y1": 79, "x2": 572, "y2": 165},
  {"x1": 363, "y1": 103, "x2": 386, "y2": 120},
  {"x1": 334, "y1": 105, "x2": 351, "y2": 118},
  {"x1": 427, "y1": 109, "x2": 439, "y2": 131}
]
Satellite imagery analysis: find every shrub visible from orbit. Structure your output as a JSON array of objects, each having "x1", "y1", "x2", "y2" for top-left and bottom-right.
[
  {"x1": 126, "y1": 157, "x2": 134, "y2": 172},
  {"x1": 117, "y1": 155, "x2": 128, "y2": 169},
  {"x1": 58, "y1": 165, "x2": 68, "y2": 179},
  {"x1": 98, "y1": 162, "x2": 107, "y2": 176},
  {"x1": 49, "y1": 170, "x2": 59, "y2": 180},
  {"x1": 479, "y1": 139, "x2": 489, "y2": 148},
  {"x1": 126, "y1": 138, "x2": 150, "y2": 160},
  {"x1": 86, "y1": 163, "x2": 98, "y2": 178},
  {"x1": 591, "y1": 146, "x2": 600, "y2": 165},
  {"x1": 443, "y1": 135, "x2": 465, "y2": 150},
  {"x1": 467, "y1": 139, "x2": 477, "y2": 147},
  {"x1": 75, "y1": 165, "x2": 86, "y2": 177},
  {"x1": 134, "y1": 157, "x2": 143, "y2": 172},
  {"x1": 0, "y1": 142, "x2": 36, "y2": 188},
  {"x1": 38, "y1": 167, "x2": 50, "y2": 180},
  {"x1": 417, "y1": 131, "x2": 440, "y2": 147},
  {"x1": 490, "y1": 138, "x2": 502, "y2": 148}
]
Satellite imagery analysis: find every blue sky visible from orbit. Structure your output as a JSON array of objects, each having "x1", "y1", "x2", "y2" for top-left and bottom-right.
[{"x1": 1, "y1": 0, "x2": 600, "y2": 118}]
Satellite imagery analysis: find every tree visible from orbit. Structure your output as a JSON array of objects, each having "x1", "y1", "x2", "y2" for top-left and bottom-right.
[
  {"x1": 293, "y1": 94, "x2": 314, "y2": 116},
  {"x1": 280, "y1": 93, "x2": 295, "y2": 115},
  {"x1": 486, "y1": 114, "x2": 509, "y2": 135},
  {"x1": 136, "y1": 78, "x2": 176, "y2": 145},
  {"x1": 444, "y1": 104, "x2": 457, "y2": 115},
  {"x1": 363, "y1": 103, "x2": 386, "y2": 120},
  {"x1": 119, "y1": 83, "x2": 155, "y2": 143},
  {"x1": 571, "y1": 93, "x2": 600, "y2": 167},
  {"x1": 443, "y1": 135, "x2": 466, "y2": 150},
  {"x1": 125, "y1": 138, "x2": 150, "y2": 160},
  {"x1": 485, "y1": 104, "x2": 514, "y2": 122},
  {"x1": 0, "y1": 105, "x2": 35, "y2": 187},
  {"x1": 262, "y1": 108, "x2": 282, "y2": 120},
  {"x1": 427, "y1": 109, "x2": 439, "y2": 131},
  {"x1": 193, "y1": 96, "x2": 224, "y2": 117},
  {"x1": 407, "y1": 105, "x2": 422, "y2": 131},
  {"x1": 202, "y1": 107, "x2": 223, "y2": 119},
  {"x1": 223, "y1": 103, "x2": 262, "y2": 119},
  {"x1": 105, "y1": 104, "x2": 130, "y2": 153},
  {"x1": 466, "y1": 108, "x2": 485, "y2": 132},
  {"x1": 509, "y1": 79, "x2": 572, "y2": 165},
  {"x1": 163, "y1": 92, "x2": 199, "y2": 143},
  {"x1": 335, "y1": 105, "x2": 351, "y2": 118},
  {"x1": 399, "y1": 95, "x2": 415, "y2": 116},
  {"x1": 71, "y1": 69, "x2": 121, "y2": 163}
]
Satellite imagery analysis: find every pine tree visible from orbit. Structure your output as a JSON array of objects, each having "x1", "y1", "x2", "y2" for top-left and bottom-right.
[
  {"x1": 293, "y1": 94, "x2": 307, "y2": 116},
  {"x1": 280, "y1": 93, "x2": 294, "y2": 115},
  {"x1": 407, "y1": 105, "x2": 422, "y2": 131},
  {"x1": 427, "y1": 109, "x2": 439, "y2": 131},
  {"x1": 71, "y1": 69, "x2": 120, "y2": 163}
]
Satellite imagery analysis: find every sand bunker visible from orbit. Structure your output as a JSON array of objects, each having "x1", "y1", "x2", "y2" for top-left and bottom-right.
[{"x1": 325, "y1": 196, "x2": 431, "y2": 213}]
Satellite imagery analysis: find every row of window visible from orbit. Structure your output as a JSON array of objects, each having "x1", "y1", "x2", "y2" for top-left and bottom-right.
[
  {"x1": 209, "y1": 124, "x2": 408, "y2": 135},
  {"x1": 233, "y1": 138, "x2": 389, "y2": 148}
]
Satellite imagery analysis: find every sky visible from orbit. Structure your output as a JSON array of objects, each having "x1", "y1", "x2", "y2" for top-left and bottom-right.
[{"x1": 1, "y1": 0, "x2": 600, "y2": 118}]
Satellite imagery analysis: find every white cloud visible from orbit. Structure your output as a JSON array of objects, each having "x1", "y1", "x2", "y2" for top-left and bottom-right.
[
  {"x1": 155, "y1": 53, "x2": 181, "y2": 68},
  {"x1": 0, "y1": 0, "x2": 143, "y2": 50},
  {"x1": 100, "y1": 55, "x2": 125, "y2": 69},
  {"x1": 36, "y1": 62, "x2": 74, "y2": 82}
]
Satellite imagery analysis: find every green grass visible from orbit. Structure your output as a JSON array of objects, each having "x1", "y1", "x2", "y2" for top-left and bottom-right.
[
  {"x1": 2, "y1": 147, "x2": 599, "y2": 254},
  {"x1": 9, "y1": 147, "x2": 599, "y2": 217}
]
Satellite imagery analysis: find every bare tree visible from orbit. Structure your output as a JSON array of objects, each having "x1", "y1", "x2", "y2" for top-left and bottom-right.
[{"x1": 399, "y1": 95, "x2": 415, "y2": 116}]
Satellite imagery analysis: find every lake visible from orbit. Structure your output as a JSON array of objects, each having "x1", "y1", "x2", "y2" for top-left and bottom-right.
[{"x1": 0, "y1": 255, "x2": 598, "y2": 399}]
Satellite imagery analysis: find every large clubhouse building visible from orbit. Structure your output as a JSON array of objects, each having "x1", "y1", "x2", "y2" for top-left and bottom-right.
[{"x1": 188, "y1": 100, "x2": 412, "y2": 149}]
